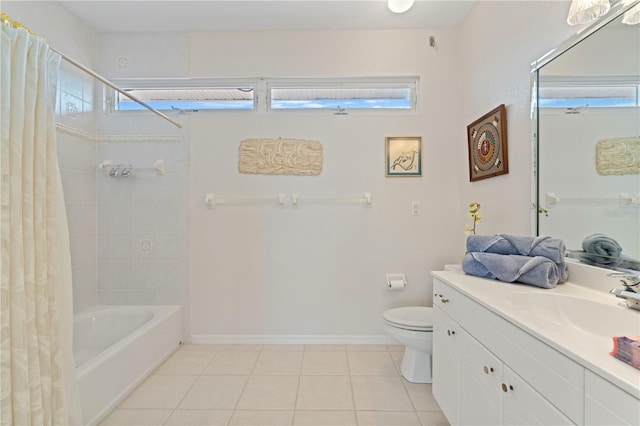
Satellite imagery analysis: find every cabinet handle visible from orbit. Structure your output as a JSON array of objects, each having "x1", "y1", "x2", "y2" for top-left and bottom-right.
[
  {"x1": 483, "y1": 366, "x2": 494, "y2": 374},
  {"x1": 447, "y1": 329, "x2": 456, "y2": 336},
  {"x1": 501, "y1": 383, "x2": 514, "y2": 392},
  {"x1": 434, "y1": 293, "x2": 450, "y2": 303}
]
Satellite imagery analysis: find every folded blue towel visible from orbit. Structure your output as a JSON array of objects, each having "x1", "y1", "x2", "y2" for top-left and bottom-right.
[
  {"x1": 466, "y1": 234, "x2": 566, "y2": 264},
  {"x1": 462, "y1": 252, "x2": 561, "y2": 289}
]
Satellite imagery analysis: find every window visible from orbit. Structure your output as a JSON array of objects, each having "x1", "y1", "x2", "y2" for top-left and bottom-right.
[
  {"x1": 110, "y1": 79, "x2": 257, "y2": 111},
  {"x1": 268, "y1": 78, "x2": 418, "y2": 111},
  {"x1": 538, "y1": 76, "x2": 639, "y2": 108},
  {"x1": 109, "y1": 77, "x2": 418, "y2": 113}
]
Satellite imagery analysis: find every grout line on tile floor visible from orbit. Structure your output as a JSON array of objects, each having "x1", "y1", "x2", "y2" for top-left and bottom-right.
[{"x1": 101, "y1": 344, "x2": 446, "y2": 426}]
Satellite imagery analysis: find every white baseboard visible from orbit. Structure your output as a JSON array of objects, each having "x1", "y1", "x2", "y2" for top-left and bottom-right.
[{"x1": 189, "y1": 334, "x2": 398, "y2": 346}]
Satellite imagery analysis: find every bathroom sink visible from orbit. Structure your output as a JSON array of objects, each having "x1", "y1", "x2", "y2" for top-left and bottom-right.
[{"x1": 510, "y1": 292, "x2": 640, "y2": 338}]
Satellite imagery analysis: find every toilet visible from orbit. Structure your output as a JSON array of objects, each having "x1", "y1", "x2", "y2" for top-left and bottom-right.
[{"x1": 383, "y1": 306, "x2": 433, "y2": 383}]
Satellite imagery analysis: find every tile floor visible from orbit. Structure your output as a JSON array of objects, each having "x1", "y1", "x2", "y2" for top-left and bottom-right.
[{"x1": 100, "y1": 344, "x2": 449, "y2": 426}]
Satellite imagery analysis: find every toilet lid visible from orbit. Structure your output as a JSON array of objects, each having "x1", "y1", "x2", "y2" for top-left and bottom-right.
[{"x1": 383, "y1": 307, "x2": 433, "y2": 330}]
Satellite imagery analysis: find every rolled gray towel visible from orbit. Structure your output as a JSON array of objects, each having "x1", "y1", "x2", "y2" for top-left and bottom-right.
[
  {"x1": 466, "y1": 234, "x2": 566, "y2": 264},
  {"x1": 581, "y1": 233, "x2": 622, "y2": 267},
  {"x1": 462, "y1": 252, "x2": 560, "y2": 289},
  {"x1": 568, "y1": 233, "x2": 625, "y2": 268}
]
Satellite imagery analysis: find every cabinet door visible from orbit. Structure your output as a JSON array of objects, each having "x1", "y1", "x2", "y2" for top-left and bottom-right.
[
  {"x1": 502, "y1": 366, "x2": 573, "y2": 425},
  {"x1": 433, "y1": 306, "x2": 459, "y2": 425},
  {"x1": 584, "y1": 371, "x2": 640, "y2": 425},
  {"x1": 458, "y1": 329, "x2": 502, "y2": 426}
]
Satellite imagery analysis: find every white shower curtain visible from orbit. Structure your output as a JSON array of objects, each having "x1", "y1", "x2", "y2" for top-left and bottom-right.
[{"x1": 1, "y1": 16, "x2": 81, "y2": 425}]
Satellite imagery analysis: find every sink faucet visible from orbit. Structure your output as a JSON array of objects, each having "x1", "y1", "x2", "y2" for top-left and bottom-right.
[
  {"x1": 608, "y1": 272, "x2": 640, "y2": 311},
  {"x1": 608, "y1": 272, "x2": 640, "y2": 292}
]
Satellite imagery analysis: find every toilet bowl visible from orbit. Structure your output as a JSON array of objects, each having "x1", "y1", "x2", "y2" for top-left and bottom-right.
[{"x1": 383, "y1": 306, "x2": 433, "y2": 383}]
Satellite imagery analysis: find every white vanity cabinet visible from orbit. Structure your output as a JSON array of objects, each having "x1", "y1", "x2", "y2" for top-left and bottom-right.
[
  {"x1": 433, "y1": 278, "x2": 576, "y2": 425},
  {"x1": 432, "y1": 304, "x2": 460, "y2": 424},
  {"x1": 584, "y1": 371, "x2": 640, "y2": 425},
  {"x1": 501, "y1": 365, "x2": 573, "y2": 425},
  {"x1": 457, "y1": 326, "x2": 502, "y2": 425}
]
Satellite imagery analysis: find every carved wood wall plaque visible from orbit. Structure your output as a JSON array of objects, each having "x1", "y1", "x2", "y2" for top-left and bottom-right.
[
  {"x1": 238, "y1": 138, "x2": 323, "y2": 176},
  {"x1": 596, "y1": 137, "x2": 640, "y2": 175}
]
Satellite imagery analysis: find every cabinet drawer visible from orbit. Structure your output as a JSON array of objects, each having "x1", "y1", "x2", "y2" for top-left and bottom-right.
[
  {"x1": 433, "y1": 279, "x2": 466, "y2": 322},
  {"x1": 585, "y1": 370, "x2": 640, "y2": 425}
]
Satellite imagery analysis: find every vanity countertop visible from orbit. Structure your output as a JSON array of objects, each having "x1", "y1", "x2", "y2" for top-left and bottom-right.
[{"x1": 431, "y1": 268, "x2": 640, "y2": 399}]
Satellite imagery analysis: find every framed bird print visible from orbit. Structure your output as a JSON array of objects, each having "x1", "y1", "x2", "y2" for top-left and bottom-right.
[
  {"x1": 467, "y1": 104, "x2": 509, "y2": 182},
  {"x1": 385, "y1": 136, "x2": 422, "y2": 177}
]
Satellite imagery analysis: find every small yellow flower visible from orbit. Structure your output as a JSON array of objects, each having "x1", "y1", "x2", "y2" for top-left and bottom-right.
[{"x1": 465, "y1": 202, "x2": 482, "y2": 235}]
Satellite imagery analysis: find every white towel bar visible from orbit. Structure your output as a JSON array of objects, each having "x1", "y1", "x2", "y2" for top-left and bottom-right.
[
  {"x1": 545, "y1": 192, "x2": 638, "y2": 208},
  {"x1": 204, "y1": 193, "x2": 287, "y2": 209},
  {"x1": 203, "y1": 193, "x2": 372, "y2": 209},
  {"x1": 291, "y1": 193, "x2": 372, "y2": 208}
]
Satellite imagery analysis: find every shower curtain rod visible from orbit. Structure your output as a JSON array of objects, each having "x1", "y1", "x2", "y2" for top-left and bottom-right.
[{"x1": 50, "y1": 47, "x2": 183, "y2": 129}]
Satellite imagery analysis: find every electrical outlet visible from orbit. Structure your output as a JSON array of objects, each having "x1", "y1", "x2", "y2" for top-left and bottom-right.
[{"x1": 412, "y1": 201, "x2": 421, "y2": 216}]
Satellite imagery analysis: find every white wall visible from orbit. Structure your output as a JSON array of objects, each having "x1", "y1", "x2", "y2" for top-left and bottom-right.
[
  {"x1": 95, "y1": 1, "x2": 590, "y2": 342},
  {"x1": 95, "y1": 32, "x2": 189, "y2": 312},
  {"x1": 7, "y1": 0, "x2": 594, "y2": 340},
  {"x1": 96, "y1": 28, "x2": 463, "y2": 340},
  {"x1": 456, "y1": 0, "x2": 580, "y2": 247},
  {"x1": 186, "y1": 30, "x2": 462, "y2": 340},
  {"x1": 3, "y1": 1, "x2": 99, "y2": 313},
  {"x1": 543, "y1": 17, "x2": 640, "y2": 77},
  {"x1": 95, "y1": 137, "x2": 188, "y2": 306}
]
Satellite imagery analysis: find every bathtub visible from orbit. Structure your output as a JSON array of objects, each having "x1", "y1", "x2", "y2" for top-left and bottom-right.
[{"x1": 74, "y1": 305, "x2": 182, "y2": 425}]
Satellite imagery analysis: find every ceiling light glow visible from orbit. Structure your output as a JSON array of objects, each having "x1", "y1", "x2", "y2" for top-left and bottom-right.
[
  {"x1": 388, "y1": 0, "x2": 415, "y2": 14},
  {"x1": 566, "y1": 0, "x2": 611, "y2": 25},
  {"x1": 621, "y1": 1, "x2": 640, "y2": 25}
]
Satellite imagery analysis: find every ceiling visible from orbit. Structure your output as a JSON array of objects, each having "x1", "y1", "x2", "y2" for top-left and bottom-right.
[{"x1": 58, "y1": 0, "x2": 477, "y2": 33}]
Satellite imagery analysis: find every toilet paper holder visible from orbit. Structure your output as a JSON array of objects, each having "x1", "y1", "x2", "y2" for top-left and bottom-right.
[{"x1": 386, "y1": 273, "x2": 407, "y2": 290}]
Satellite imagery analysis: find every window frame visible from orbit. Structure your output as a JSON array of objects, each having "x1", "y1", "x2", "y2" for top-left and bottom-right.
[
  {"x1": 266, "y1": 76, "x2": 419, "y2": 114},
  {"x1": 538, "y1": 75, "x2": 640, "y2": 108},
  {"x1": 106, "y1": 78, "x2": 260, "y2": 113},
  {"x1": 106, "y1": 76, "x2": 420, "y2": 115}
]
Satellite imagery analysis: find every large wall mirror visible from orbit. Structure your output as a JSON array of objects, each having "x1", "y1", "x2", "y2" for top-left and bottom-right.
[{"x1": 533, "y1": 0, "x2": 640, "y2": 271}]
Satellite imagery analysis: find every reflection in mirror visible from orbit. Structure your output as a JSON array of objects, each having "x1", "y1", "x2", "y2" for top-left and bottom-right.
[{"x1": 534, "y1": 2, "x2": 640, "y2": 272}]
